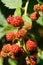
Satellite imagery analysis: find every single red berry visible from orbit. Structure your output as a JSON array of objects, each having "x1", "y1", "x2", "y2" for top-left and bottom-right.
[
  {"x1": 6, "y1": 31, "x2": 15, "y2": 41},
  {"x1": 34, "y1": 4, "x2": 40, "y2": 11},
  {"x1": 10, "y1": 44, "x2": 20, "y2": 54},
  {"x1": 2, "y1": 44, "x2": 11, "y2": 53},
  {"x1": 7, "y1": 15, "x2": 23, "y2": 27},
  {"x1": 29, "y1": 56, "x2": 37, "y2": 65},
  {"x1": 40, "y1": 4, "x2": 43, "y2": 13},
  {"x1": 26, "y1": 39, "x2": 37, "y2": 51},
  {"x1": 16, "y1": 29, "x2": 26, "y2": 38},
  {"x1": 30, "y1": 12, "x2": 39, "y2": 21}
]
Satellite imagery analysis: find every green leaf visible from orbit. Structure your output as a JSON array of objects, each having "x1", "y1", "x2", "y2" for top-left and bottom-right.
[
  {"x1": 0, "y1": 57, "x2": 3, "y2": 65},
  {"x1": 37, "y1": 57, "x2": 40, "y2": 63},
  {"x1": 0, "y1": 25, "x2": 19, "y2": 39},
  {"x1": 3, "y1": 25, "x2": 15, "y2": 32},
  {"x1": 0, "y1": 27, "x2": 4, "y2": 31},
  {"x1": 8, "y1": 58, "x2": 18, "y2": 65},
  {"x1": 40, "y1": 52, "x2": 43, "y2": 60},
  {"x1": 0, "y1": 33, "x2": 5, "y2": 39},
  {"x1": 14, "y1": 8, "x2": 21, "y2": 16},
  {"x1": 1, "y1": 0, "x2": 22, "y2": 9},
  {"x1": 2, "y1": 25, "x2": 19, "y2": 33},
  {"x1": 37, "y1": 0, "x2": 43, "y2": 4},
  {"x1": 0, "y1": 11, "x2": 7, "y2": 26},
  {"x1": 22, "y1": 15, "x2": 32, "y2": 24},
  {"x1": 36, "y1": 11, "x2": 43, "y2": 26},
  {"x1": 39, "y1": 11, "x2": 42, "y2": 16},
  {"x1": 0, "y1": 27, "x2": 5, "y2": 39}
]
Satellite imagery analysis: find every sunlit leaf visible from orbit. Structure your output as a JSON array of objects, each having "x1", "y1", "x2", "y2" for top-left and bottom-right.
[
  {"x1": 22, "y1": 15, "x2": 32, "y2": 24},
  {"x1": 36, "y1": 11, "x2": 43, "y2": 26},
  {"x1": 0, "y1": 11, "x2": 7, "y2": 26},
  {"x1": 8, "y1": 58, "x2": 18, "y2": 65},
  {"x1": 37, "y1": 0, "x2": 43, "y2": 4},
  {"x1": 1, "y1": 0, "x2": 22, "y2": 9},
  {"x1": 14, "y1": 8, "x2": 21, "y2": 16},
  {"x1": 0, "y1": 25, "x2": 19, "y2": 39}
]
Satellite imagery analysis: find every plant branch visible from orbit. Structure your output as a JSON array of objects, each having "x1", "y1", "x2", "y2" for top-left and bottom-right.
[{"x1": 24, "y1": 1, "x2": 29, "y2": 15}]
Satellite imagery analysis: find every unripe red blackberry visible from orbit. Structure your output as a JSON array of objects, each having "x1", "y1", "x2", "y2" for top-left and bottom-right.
[
  {"x1": 2, "y1": 44, "x2": 11, "y2": 53},
  {"x1": 29, "y1": 56, "x2": 37, "y2": 65},
  {"x1": 40, "y1": 4, "x2": 43, "y2": 13},
  {"x1": 34, "y1": 4, "x2": 40, "y2": 11},
  {"x1": 7, "y1": 15, "x2": 23, "y2": 27},
  {"x1": 6, "y1": 31, "x2": 15, "y2": 41},
  {"x1": 16, "y1": 29, "x2": 26, "y2": 38},
  {"x1": 26, "y1": 39, "x2": 37, "y2": 51},
  {"x1": 30, "y1": 12, "x2": 39, "y2": 21},
  {"x1": 10, "y1": 44, "x2": 20, "y2": 54},
  {"x1": 23, "y1": 22, "x2": 32, "y2": 30}
]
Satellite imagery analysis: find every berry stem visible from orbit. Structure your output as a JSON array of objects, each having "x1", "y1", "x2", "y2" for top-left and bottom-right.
[
  {"x1": 16, "y1": 41, "x2": 21, "y2": 46},
  {"x1": 21, "y1": 7, "x2": 25, "y2": 11},
  {"x1": 24, "y1": 1, "x2": 29, "y2": 15},
  {"x1": 12, "y1": 39, "x2": 14, "y2": 44}
]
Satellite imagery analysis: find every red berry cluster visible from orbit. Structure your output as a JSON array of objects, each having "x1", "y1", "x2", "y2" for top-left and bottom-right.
[
  {"x1": 7, "y1": 15, "x2": 23, "y2": 27},
  {"x1": 7, "y1": 15, "x2": 32, "y2": 30},
  {"x1": 1, "y1": 44, "x2": 11, "y2": 57},
  {"x1": 34, "y1": 4, "x2": 43, "y2": 13},
  {"x1": 34, "y1": 4, "x2": 40, "y2": 11},
  {"x1": 30, "y1": 4, "x2": 43, "y2": 21},
  {"x1": 0, "y1": 44, "x2": 24, "y2": 59},
  {"x1": 26, "y1": 39, "x2": 37, "y2": 65},
  {"x1": 6, "y1": 29, "x2": 26, "y2": 42},
  {"x1": 0, "y1": 9, "x2": 38, "y2": 65}
]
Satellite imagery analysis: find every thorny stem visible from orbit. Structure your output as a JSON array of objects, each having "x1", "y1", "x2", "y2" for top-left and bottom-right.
[{"x1": 24, "y1": 1, "x2": 29, "y2": 15}]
